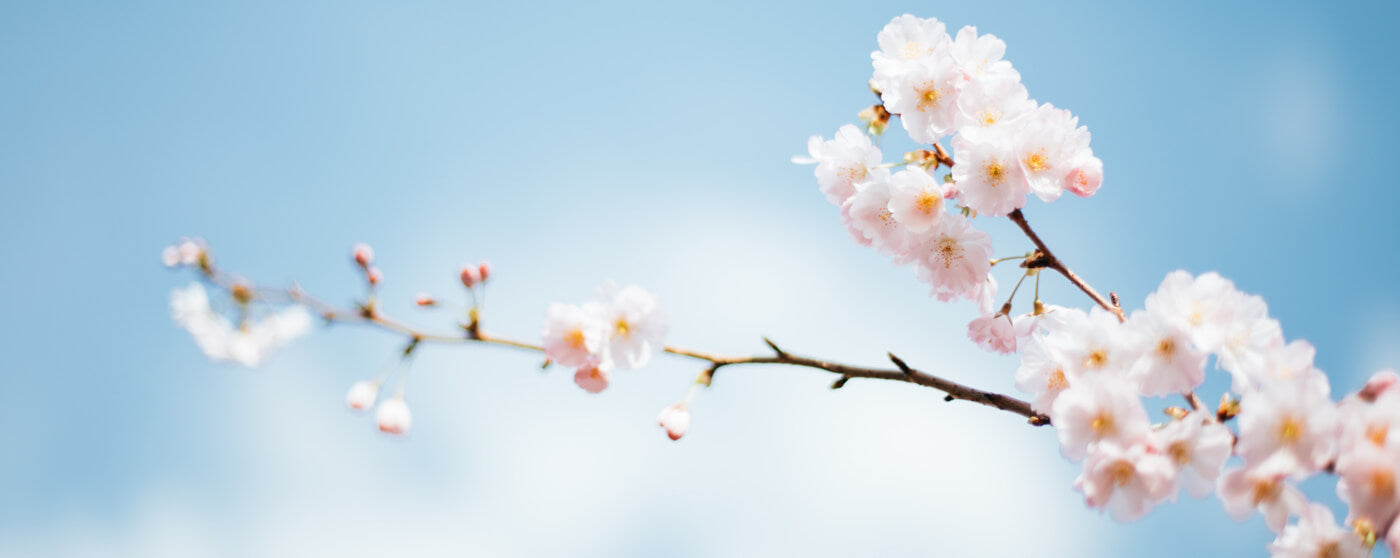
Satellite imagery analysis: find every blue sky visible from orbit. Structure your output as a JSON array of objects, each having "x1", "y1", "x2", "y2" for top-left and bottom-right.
[{"x1": 2, "y1": 1, "x2": 1398, "y2": 556}]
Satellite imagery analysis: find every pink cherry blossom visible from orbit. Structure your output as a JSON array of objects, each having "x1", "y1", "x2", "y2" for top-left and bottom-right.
[
  {"x1": 1075, "y1": 441, "x2": 1175, "y2": 523},
  {"x1": 1051, "y1": 377, "x2": 1150, "y2": 462},
  {"x1": 1218, "y1": 456, "x2": 1309, "y2": 532},
  {"x1": 951, "y1": 124, "x2": 1029, "y2": 217},
  {"x1": 1334, "y1": 442, "x2": 1400, "y2": 535},
  {"x1": 1269, "y1": 503, "x2": 1368, "y2": 558},
  {"x1": 1152, "y1": 412, "x2": 1233, "y2": 498},
  {"x1": 541, "y1": 302, "x2": 606, "y2": 368},
  {"x1": 594, "y1": 283, "x2": 668, "y2": 370},
  {"x1": 1126, "y1": 310, "x2": 1207, "y2": 397},
  {"x1": 1014, "y1": 335, "x2": 1071, "y2": 415},
  {"x1": 967, "y1": 312, "x2": 1016, "y2": 354},
  {"x1": 880, "y1": 57, "x2": 963, "y2": 144},
  {"x1": 871, "y1": 15, "x2": 951, "y2": 92},
  {"x1": 1236, "y1": 377, "x2": 1338, "y2": 474},
  {"x1": 798, "y1": 124, "x2": 883, "y2": 206},
  {"x1": 886, "y1": 168, "x2": 949, "y2": 233},
  {"x1": 910, "y1": 214, "x2": 993, "y2": 302}
]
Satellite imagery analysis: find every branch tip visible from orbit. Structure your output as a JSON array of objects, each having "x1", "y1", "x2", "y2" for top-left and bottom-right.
[
  {"x1": 888, "y1": 353, "x2": 913, "y2": 374},
  {"x1": 831, "y1": 376, "x2": 850, "y2": 390},
  {"x1": 762, "y1": 336, "x2": 786, "y2": 357}
]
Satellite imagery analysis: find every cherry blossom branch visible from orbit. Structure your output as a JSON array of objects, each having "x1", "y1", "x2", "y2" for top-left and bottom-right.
[
  {"x1": 197, "y1": 263, "x2": 1050, "y2": 426},
  {"x1": 1006, "y1": 208, "x2": 1126, "y2": 322}
]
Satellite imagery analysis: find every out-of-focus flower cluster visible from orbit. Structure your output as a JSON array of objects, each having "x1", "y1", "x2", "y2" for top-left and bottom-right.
[{"x1": 165, "y1": 239, "x2": 312, "y2": 368}]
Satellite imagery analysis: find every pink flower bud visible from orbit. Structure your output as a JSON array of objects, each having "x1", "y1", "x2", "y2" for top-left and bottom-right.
[
  {"x1": 1360, "y1": 370, "x2": 1400, "y2": 403},
  {"x1": 477, "y1": 261, "x2": 492, "y2": 283},
  {"x1": 460, "y1": 264, "x2": 481, "y2": 288},
  {"x1": 366, "y1": 266, "x2": 383, "y2": 286},
  {"x1": 352, "y1": 243, "x2": 375, "y2": 268},
  {"x1": 414, "y1": 293, "x2": 436, "y2": 306},
  {"x1": 345, "y1": 380, "x2": 379, "y2": 411},
  {"x1": 376, "y1": 396, "x2": 411, "y2": 435},
  {"x1": 573, "y1": 364, "x2": 611, "y2": 394},
  {"x1": 657, "y1": 402, "x2": 691, "y2": 441}
]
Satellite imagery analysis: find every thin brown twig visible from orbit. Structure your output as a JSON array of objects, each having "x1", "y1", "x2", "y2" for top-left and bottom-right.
[
  {"x1": 197, "y1": 264, "x2": 1051, "y2": 426},
  {"x1": 1006, "y1": 208, "x2": 1126, "y2": 323}
]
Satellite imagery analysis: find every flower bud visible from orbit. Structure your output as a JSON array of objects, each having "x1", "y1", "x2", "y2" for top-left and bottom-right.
[
  {"x1": 367, "y1": 266, "x2": 383, "y2": 286},
  {"x1": 1359, "y1": 370, "x2": 1400, "y2": 403},
  {"x1": 352, "y1": 243, "x2": 375, "y2": 268},
  {"x1": 346, "y1": 380, "x2": 379, "y2": 411},
  {"x1": 414, "y1": 293, "x2": 436, "y2": 306},
  {"x1": 376, "y1": 396, "x2": 412, "y2": 435},
  {"x1": 460, "y1": 264, "x2": 481, "y2": 288},
  {"x1": 657, "y1": 402, "x2": 691, "y2": 441},
  {"x1": 573, "y1": 364, "x2": 611, "y2": 394},
  {"x1": 477, "y1": 261, "x2": 492, "y2": 283}
]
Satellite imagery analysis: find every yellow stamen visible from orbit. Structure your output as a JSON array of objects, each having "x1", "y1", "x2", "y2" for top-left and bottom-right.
[
  {"x1": 564, "y1": 329, "x2": 587, "y2": 350},
  {"x1": 915, "y1": 189, "x2": 941, "y2": 214},
  {"x1": 983, "y1": 160, "x2": 1006, "y2": 187}
]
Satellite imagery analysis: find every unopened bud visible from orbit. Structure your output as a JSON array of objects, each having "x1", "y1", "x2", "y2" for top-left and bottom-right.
[
  {"x1": 460, "y1": 264, "x2": 481, "y2": 288},
  {"x1": 366, "y1": 266, "x2": 383, "y2": 287},
  {"x1": 1359, "y1": 370, "x2": 1400, "y2": 403},
  {"x1": 414, "y1": 293, "x2": 436, "y2": 306},
  {"x1": 1163, "y1": 406, "x2": 1190, "y2": 420},
  {"x1": 346, "y1": 380, "x2": 379, "y2": 411},
  {"x1": 657, "y1": 402, "x2": 691, "y2": 441},
  {"x1": 858, "y1": 105, "x2": 890, "y2": 136},
  {"x1": 352, "y1": 243, "x2": 374, "y2": 268},
  {"x1": 375, "y1": 396, "x2": 412, "y2": 435},
  {"x1": 1217, "y1": 394, "x2": 1241, "y2": 422},
  {"x1": 477, "y1": 261, "x2": 492, "y2": 283},
  {"x1": 573, "y1": 363, "x2": 611, "y2": 394}
]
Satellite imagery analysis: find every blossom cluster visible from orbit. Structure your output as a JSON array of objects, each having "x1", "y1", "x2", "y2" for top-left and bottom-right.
[
  {"x1": 541, "y1": 282, "x2": 669, "y2": 394},
  {"x1": 798, "y1": 15, "x2": 1102, "y2": 306},
  {"x1": 796, "y1": 14, "x2": 1397, "y2": 556}
]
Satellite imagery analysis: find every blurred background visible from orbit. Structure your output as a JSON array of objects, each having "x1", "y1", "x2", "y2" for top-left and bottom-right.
[{"x1": 3, "y1": 0, "x2": 1398, "y2": 556}]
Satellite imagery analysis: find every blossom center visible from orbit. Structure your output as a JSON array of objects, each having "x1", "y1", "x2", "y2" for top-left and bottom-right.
[
  {"x1": 839, "y1": 164, "x2": 869, "y2": 183},
  {"x1": 1154, "y1": 337, "x2": 1177, "y2": 360},
  {"x1": 878, "y1": 207, "x2": 895, "y2": 225},
  {"x1": 1367, "y1": 424, "x2": 1389, "y2": 446},
  {"x1": 1250, "y1": 478, "x2": 1280, "y2": 506},
  {"x1": 977, "y1": 107, "x2": 1001, "y2": 126},
  {"x1": 1109, "y1": 460, "x2": 1135, "y2": 487},
  {"x1": 1023, "y1": 149, "x2": 1050, "y2": 173},
  {"x1": 916, "y1": 83, "x2": 943, "y2": 112},
  {"x1": 1090, "y1": 412, "x2": 1115, "y2": 436},
  {"x1": 982, "y1": 160, "x2": 1006, "y2": 187},
  {"x1": 1278, "y1": 417, "x2": 1302, "y2": 445},
  {"x1": 614, "y1": 318, "x2": 632, "y2": 339},
  {"x1": 564, "y1": 328, "x2": 588, "y2": 350},
  {"x1": 1317, "y1": 542, "x2": 1342, "y2": 558},
  {"x1": 915, "y1": 189, "x2": 942, "y2": 214},
  {"x1": 1372, "y1": 469, "x2": 1397, "y2": 497},
  {"x1": 933, "y1": 237, "x2": 964, "y2": 269},
  {"x1": 1085, "y1": 349, "x2": 1108, "y2": 370},
  {"x1": 900, "y1": 41, "x2": 927, "y2": 60},
  {"x1": 1167, "y1": 442, "x2": 1192, "y2": 466},
  {"x1": 1047, "y1": 369, "x2": 1068, "y2": 391}
]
